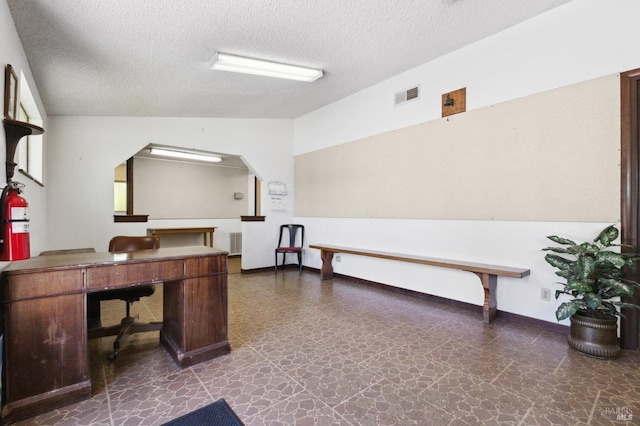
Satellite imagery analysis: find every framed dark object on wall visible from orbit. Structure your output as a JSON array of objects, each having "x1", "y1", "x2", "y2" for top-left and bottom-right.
[{"x1": 4, "y1": 64, "x2": 18, "y2": 120}]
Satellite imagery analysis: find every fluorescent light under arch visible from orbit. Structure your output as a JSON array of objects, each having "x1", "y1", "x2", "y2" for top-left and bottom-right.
[{"x1": 149, "y1": 148, "x2": 222, "y2": 163}]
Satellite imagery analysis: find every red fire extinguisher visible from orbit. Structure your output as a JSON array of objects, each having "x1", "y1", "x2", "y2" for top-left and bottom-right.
[{"x1": 0, "y1": 181, "x2": 30, "y2": 261}]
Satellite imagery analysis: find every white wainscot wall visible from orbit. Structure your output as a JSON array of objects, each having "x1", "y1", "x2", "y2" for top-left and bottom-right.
[{"x1": 298, "y1": 218, "x2": 611, "y2": 325}]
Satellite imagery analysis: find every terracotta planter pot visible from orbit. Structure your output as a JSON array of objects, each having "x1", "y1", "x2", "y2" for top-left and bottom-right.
[{"x1": 567, "y1": 314, "x2": 620, "y2": 359}]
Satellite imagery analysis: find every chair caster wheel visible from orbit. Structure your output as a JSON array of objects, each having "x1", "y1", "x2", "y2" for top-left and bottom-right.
[{"x1": 108, "y1": 351, "x2": 118, "y2": 361}]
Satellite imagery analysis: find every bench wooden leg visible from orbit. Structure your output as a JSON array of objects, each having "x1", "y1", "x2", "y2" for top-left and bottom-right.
[
  {"x1": 319, "y1": 250, "x2": 335, "y2": 280},
  {"x1": 474, "y1": 272, "x2": 497, "y2": 323}
]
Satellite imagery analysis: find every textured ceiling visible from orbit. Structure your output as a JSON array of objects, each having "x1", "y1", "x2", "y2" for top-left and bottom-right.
[{"x1": 7, "y1": 0, "x2": 572, "y2": 119}]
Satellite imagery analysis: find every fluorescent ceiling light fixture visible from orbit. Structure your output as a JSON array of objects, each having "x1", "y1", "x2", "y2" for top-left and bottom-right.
[
  {"x1": 149, "y1": 148, "x2": 222, "y2": 163},
  {"x1": 210, "y1": 52, "x2": 323, "y2": 82}
]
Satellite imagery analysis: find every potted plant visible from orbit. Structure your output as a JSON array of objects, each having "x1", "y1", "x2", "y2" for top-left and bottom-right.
[{"x1": 543, "y1": 225, "x2": 640, "y2": 359}]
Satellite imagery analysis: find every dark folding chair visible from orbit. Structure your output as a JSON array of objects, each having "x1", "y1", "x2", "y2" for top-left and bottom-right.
[{"x1": 274, "y1": 224, "x2": 304, "y2": 273}]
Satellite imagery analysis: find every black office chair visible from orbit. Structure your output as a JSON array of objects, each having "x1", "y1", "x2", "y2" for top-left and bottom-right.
[
  {"x1": 88, "y1": 236, "x2": 163, "y2": 360},
  {"x1": 275, "y1": 224, "x2": 304, "y2": 273}
]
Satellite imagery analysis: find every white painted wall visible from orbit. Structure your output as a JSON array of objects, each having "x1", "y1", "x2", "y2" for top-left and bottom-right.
[
  {"x1": 133, "y1": 157, "x2": 249, "y2": 219},
  {"x1": 301, "y1": 219, "x2": 612, "y2": 323},
  {"x1": 6, "y1": 0, "x2": 639, "y2": 326},
  {"x1": 46, "y1": 116, "x2": 294, "y2": 269},
  {"x1": 293, "y1": 0, "x2": 640, "y2": 325},
  {"x1": 0, "y1": 0, "x2": 48, "y2": 259},
  {"x1": 295, "y1": 0, "x2": 640, "y2": 153}
]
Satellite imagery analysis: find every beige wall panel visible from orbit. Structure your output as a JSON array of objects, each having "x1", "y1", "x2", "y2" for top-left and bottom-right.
[
  {"x1": 294, "y1": 148, "x2": 337, "y2": 217},
  {"x1": 134, "y1": 157, "x2": 249, "y2": 219},
  {"x1": 334, "y1": 139, "x2": 381, "y2": 217},
  {"x1": 295, "y1": 75, "x2": 620, "y2": 222}
]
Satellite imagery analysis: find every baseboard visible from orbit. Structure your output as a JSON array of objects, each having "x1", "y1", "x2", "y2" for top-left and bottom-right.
[
  {"x1": 241, "y1": 266, "x2": 273, "y2": 274},
  {"x1": 241, "y1": 264, "x2": 303, "y2": 274},
  {"x1": 495, "y1": 309, "x2": 568, "y2": 335},
  {"x1": 331, "y1": 272, "x2": 569, "y2": 335},
  {"x1": 239, "y1": 266, "x2": 568, "y2": 335}
]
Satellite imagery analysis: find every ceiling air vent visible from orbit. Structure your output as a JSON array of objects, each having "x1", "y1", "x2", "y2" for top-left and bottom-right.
[{"x1": 394, "y1": 85, "x2": 420, "y2": 106}]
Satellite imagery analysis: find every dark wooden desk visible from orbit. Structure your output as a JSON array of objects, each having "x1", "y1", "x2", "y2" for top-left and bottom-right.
[{"x1": 1, "y1": 246, "x2": 230, "y2": 423}]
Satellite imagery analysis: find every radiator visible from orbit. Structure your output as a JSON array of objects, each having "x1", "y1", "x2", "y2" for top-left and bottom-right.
[{"x1": 229, "y1": 232, "x2": 242, "y2": 255}]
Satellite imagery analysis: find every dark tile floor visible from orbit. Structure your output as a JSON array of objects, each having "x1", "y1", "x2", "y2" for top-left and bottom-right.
[{"x1": 16, "y1": 269, "x2": 640, "y2": 425}]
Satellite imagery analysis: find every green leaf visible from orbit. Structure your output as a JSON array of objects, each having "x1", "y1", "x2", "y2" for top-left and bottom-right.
[
  {"x1": 598, "y1": 277, "x2": 620, "y2": 288},
  {"x1": 556, "y1": 301, "x2": 582, "y2": 321},
  {"x1": 577, "y1": 255, "x2": 595, "y2": 280},
  {"x1": 599, "y1": 279, "x2": 636, "y2": 298},
  {"x1": 579, "y1": 242, "x2": 599, "y2": 255},
  {"x1": 595, "y1": 225, "x2": 618, "y2": 247},
  {"x1": 599, "y1": 267, "x2": 625, "y2": 280},
  {"x1": 565, "y1": 278, "x2": 593, "y2": 293},
  {"x1": 614, "y1": 301, "x2": 640, "y2": 310},
  {"x1": 596, "y1": 251, "x2": 626, "y2": 268},
  {"x1": 542, "y1": 246, "x2": 577, "y2": 254},
  {"x1": 547, "y1": 235, "x2": 576, "y2": 246},
  {"x1": 544, "y1": 253, "x2": 574, "y2": 270},
  {"x1": 626, "y1": 255, "x2": 640, "y2": 267},
  {"x1": 583, "y1": 292, "x2": 602, "y2": 310},
  {"x1": 624, "y1": 279, "x2": 640, "y2": 290},
  {"x1": 555, "y1": 269, "x2": 573, "y2": 279}
]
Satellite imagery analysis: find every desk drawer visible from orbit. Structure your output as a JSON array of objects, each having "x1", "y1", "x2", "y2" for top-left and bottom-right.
[
  {"x1": 185, "y1": 255, "x2": 227, "y2": 277},
  {"x1": 85, "y1": 260, "x2": 183, "y2": 290},
  {"x1": 3, "y1": 269, "x2": 84, "y2": 300}
]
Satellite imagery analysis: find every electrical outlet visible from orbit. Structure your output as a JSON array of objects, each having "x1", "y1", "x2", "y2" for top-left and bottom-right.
[
  {"x1": 335, "y1": 255, "x2": 341, "y2": 263},
  {"x1": 541, "y1": 288, "x2": 551, "y2": 301}
]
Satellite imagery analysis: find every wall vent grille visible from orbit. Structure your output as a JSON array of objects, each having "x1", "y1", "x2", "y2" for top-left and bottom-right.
[
  {"x1": 394, "y1": 85, "x2": 420, "y2": 106},
  {"x1": 229, "y1": 232, "x2": 242, "y2": 255}
]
